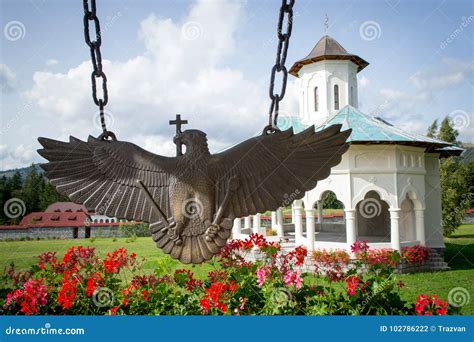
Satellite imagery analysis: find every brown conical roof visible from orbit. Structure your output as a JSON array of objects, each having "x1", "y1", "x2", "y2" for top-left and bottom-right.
[{"x1": 289, "y1": 35, "x2": 369, "y2": 77}]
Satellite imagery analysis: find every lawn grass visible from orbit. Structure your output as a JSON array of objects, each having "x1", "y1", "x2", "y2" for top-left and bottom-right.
[
  {"x1": 0, "y1": 237, "x2": 217, "y2": 279},
  {"x1": 396, "y1": 224, "x2": 474, "y2": 315},
  {"x1": 1, "y1": 225, "x2": 473, "y2": 314}
]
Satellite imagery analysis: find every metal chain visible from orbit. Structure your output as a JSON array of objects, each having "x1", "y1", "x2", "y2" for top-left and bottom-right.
[
  {"x1": 265, "y1": 0, "x2": 295, "y2": 134},
  {"x1": 83, "y1": 0, "x2": 116, "y2": 141}
]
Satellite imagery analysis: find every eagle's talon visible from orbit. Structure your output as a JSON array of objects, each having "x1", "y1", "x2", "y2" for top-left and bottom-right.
[{"x1": 205, "y1": 223, "x2": 221, "y2": 242}]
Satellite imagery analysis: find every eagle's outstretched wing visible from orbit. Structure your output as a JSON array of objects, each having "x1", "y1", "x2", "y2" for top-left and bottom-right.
[
  {"x1": 210, "y1": 124, "x2": 351, "y2": 218},
  {"x1": 37, "y1": 136, "x2": 176, "y2": 223}
]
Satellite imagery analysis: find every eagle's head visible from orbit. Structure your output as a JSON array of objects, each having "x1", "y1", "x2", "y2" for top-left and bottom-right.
[{"x1": 174, "y1": 129, "x2": 209, "y2": 155}]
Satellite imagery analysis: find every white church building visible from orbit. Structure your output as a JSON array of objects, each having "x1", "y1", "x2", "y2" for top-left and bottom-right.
[{"x1": 232, "y1": 36, "x2": 462, "y2": 256}]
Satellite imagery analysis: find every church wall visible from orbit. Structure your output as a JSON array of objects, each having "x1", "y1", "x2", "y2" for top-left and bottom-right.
[{"x1": 424, "y1": 153, "x2": 445, "y2": 249}]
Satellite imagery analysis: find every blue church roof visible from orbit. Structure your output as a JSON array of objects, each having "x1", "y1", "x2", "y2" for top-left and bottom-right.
[{"x1": 277, "y1": 105, "x2": 463, "y2": 156}]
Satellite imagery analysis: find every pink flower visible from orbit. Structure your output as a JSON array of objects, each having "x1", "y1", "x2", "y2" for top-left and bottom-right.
[
  {"x1": 351, "y1": 240, "x2": 369, "y2": 254},
  {"x1": 256, "y1": 266, "x2": 270, "y2": 287},
  {"x1": 284, "y1": 270, "x2": 303, "y2": 289}
]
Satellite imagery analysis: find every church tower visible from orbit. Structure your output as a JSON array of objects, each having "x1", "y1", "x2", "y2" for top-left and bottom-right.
[{"x1": 289, "y1": 36, "x2": 368, "y2": 126}]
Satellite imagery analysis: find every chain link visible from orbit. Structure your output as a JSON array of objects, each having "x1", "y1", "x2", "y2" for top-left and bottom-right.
[
  {"x1": 83, "y1": 0, "x2": 115, "y2": 141},
  {"x1": 265, "y1": 0, "x2": 295, "y2": 134}
]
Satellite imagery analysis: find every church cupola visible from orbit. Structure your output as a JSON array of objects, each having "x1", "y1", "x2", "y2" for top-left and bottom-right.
[{"x1": 289, "y1": 35, "x2": 368, "y2": 126}]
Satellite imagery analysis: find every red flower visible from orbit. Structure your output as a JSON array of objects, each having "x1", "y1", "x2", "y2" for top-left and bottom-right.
[
  {"x1": 37, "y1": 251, "x2": 57, "y2": 270},
  {"x1": 58, "y1": 272, "x2": 79, "y2": 310},
  {"x1": 5, "y1": 278, "x2": 48, "y2": 315},
  {"x1": 346, "y1": 276, "x2": 361, "y2": 296},
  {"x1": 415, "y1": 294, "x2": 448, "y2": 316},
  {"x1": 85, "y1": 271, "x2": 104, "y2": 297},
  {"x1": 200, "y1": 281, "x2": 238, "y2": 314},
  {"x1": 109, "y1": 305, "x2": 120, "y2": 316},
  {"x1": 104, "y1": 248, "x2": 135, "y2": 274},
  {"x1": 351, "y1": 240, "x2": 369, "y2": 254}
]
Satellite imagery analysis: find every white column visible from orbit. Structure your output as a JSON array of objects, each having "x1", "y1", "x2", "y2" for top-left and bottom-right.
[
  {"x1": 305, "y1": 209, "x2": 315, "y2": 251},
  {"x1": 271, "y1": 211, "x2": 277, "y2": 232},
  {"x1": 414, "y1": 208, "x2": 426, "y2": 246},
  {"x1": 276, "y1": 207, "x2": 284, "y2": 237},
  {"x1": 253, "y1": 214, "x2": 262, "y2": 234},
  {"x1": 345, "y1": 209, "x2": 357, "y2": 249},
  {"x1": 293, "y1": 202, "x2": 304, "y2": 245},
  {"x1": 291, "y1": 206, "x2": 295, "y2": 223},
  {"x1": 232, "y1": 218, "x2": 241, "y2": 236},
  {"x1": 389, "y1": 208, "x2": 401, "y2": 251},
  {"x1": 244, "y1": 216, "x2": 251, "y2": 232},
  {"x1": 317, "y1": 200, "x2": 323, "y2": 223}
]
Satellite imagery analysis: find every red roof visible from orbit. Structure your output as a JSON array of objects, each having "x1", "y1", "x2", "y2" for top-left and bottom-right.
[
  {"x1": 45, "y1": 202, "x2": 88, "y2": 213},
  {"x1": 19, "y1": 211, "x2": 89, "y2": 227}
]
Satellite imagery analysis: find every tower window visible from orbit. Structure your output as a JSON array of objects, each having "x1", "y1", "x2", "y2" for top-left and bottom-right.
[
  {"x1": 314, "y1": 87, "x2": 319, "y2": 112},
  {"x1": 334, "y1": 85, "x2": 339, "y2": 110},
  {"x1": 350, "y1": 86, "x2": 354, "y2": 106}
]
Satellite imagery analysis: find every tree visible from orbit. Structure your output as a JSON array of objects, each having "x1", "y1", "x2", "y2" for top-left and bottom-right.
[
  {"x1": 321, "y1": 192, "x2": 344, "y2": 209},
  {"x1": 438, "y1": 116, "x2": 458, "y2": 144},
  {"x1": 431, "y1": 117, "x2": 470, "y2": 236},
  {"x1": 426, "y1": 119, "x2": 438, "y2": 138}
]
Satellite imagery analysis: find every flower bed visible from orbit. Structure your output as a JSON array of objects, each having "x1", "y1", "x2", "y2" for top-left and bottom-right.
[{"x1": 0, "y1": 235, "x2": 448, "y2": 315}]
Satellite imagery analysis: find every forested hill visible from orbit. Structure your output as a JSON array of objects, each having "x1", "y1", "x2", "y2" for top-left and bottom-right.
[{"x1": 0, "y1": 164, "x2": 43, "y2": 179}]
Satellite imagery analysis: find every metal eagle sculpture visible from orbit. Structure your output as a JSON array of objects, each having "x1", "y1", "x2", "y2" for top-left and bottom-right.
[{"x1": 38, "y1": 123, "x2": 350, "y2": 264}]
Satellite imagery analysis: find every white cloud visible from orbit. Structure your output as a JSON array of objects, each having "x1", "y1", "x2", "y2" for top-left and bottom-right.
[
  {"x1": 0, "y1": 144, "x2": 36, "y2": 170},
  {"x1": 366, "y1": 58, "x2": 473, "y2": 140},
  {"x1": 0, "y1": 64, "x2": 16, "y2": 93},
  {"x1": 2, "y1": 1, "x2": 280, "y2": 167},
  {"x1": 45, "y1": 59, "x2": 58, "y2": 66},
  {"x1": 358, "y1": 75, "x2": 370, "y2": 89},
  {"x1": 6, "y1": 0, "x2": 273, "y2": 170}
]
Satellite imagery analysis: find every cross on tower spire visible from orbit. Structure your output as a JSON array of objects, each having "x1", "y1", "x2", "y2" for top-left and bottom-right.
[
  {"x1": 170, "y1": 114, "x2": 188, "y2": 156},
  {"x1": 324, "y1": 14, "x2": 329, "y2": 33}
]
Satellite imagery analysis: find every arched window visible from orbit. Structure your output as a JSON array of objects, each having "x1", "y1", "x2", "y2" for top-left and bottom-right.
[
  {"x1": 334, "y1": 85, "x2": 339, "y2": 110},
  {"x1": 314, "y1": 87, "x2": 319, "y2": 111},
  {"x1": 350, "y1": 86, "x2": 353, "y2": 106}
]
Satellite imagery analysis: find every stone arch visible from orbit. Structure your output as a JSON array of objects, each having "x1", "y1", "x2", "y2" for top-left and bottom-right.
[
  {"x1": 352, "y1": 184, "x2": 395, "y2": 209},
  {"x1": 355, "y1": 191, "x2": 391, "y2": 242},
  {"x1": 400, "y1": 195, "x2": 416, "y2": 241},
  {"x1": 399, "y1": 184, "x2": 424, "y2": 210}
]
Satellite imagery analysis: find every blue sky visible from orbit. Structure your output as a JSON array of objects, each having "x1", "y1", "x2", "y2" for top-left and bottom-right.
[{"x1": 0, "y1": 0, "x2": 473, "y2": 169}]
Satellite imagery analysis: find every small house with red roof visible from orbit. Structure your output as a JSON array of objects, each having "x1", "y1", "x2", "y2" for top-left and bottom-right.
[{"x1": 0, "y1": 202, "x2": 124, "y2": 240}]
